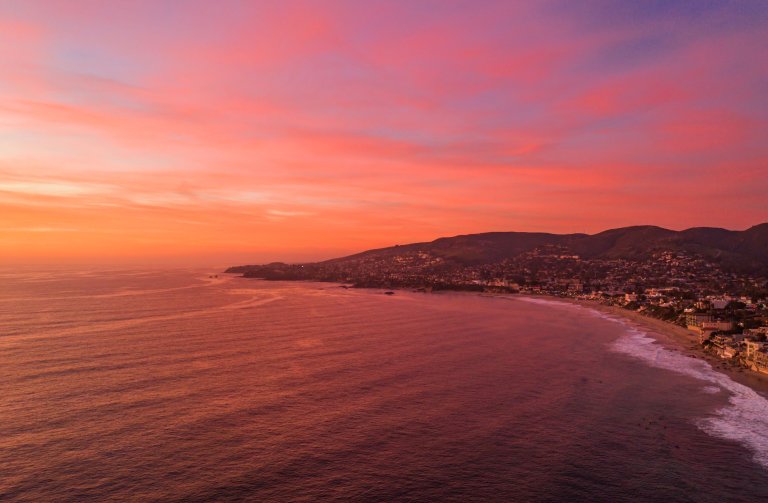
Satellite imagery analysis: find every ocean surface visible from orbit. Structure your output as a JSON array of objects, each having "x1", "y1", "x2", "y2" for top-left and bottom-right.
[{"x1": 2, "y1": 268, "x2": 768, "y2": 502}]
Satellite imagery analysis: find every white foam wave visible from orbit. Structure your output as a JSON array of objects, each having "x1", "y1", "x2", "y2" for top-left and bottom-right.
[
  {"x1": 609, "y1": 319, "x2": 768, "y2": 470},
  {"x1": 516, "y1": 296, "x2": 576, "y2": 307},
  {"x1": 500, "y1": 296, "x2": 768, "y2": 469}
]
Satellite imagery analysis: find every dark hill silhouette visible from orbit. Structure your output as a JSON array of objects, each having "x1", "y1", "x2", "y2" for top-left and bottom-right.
[{"x1": 227, "y1": 223, "x2": 768, "y2": 275}]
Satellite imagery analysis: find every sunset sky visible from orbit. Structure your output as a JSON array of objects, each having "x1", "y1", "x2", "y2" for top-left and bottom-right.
[{"x1": 1, "y1": 1, "x2": 767, "y2": 265}]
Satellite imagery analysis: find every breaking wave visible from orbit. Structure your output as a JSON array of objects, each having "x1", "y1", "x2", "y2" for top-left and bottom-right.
[{"x1": 606, "y1": 314, "x2": 768, "y2": 470}]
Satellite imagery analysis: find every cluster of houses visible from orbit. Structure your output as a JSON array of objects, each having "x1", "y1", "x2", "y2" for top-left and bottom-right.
[{"x1": 690, "y1": 318, "x2": 768, "y2": 373}]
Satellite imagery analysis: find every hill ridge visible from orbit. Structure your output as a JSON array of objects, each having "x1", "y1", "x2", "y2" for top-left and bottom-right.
[{"x1": 227, "y1": 223, "x2": 768, "y2": 276}]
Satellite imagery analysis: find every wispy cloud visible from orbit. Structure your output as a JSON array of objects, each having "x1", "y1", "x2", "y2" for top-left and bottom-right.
[
  {"x1": 0, "y1": 227, "x2": 81, "y2": 232},
  {"x1": 0, "y1": 180, "x2": 114, "y2": 197},
  {"x1": 267, "y1": 209, "x2": 314, "y2": 217}
]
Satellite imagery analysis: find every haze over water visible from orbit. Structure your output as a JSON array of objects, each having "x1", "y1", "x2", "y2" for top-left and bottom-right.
[{"x1": 2, "y1": 269, "x2": 768, "y2": 502}]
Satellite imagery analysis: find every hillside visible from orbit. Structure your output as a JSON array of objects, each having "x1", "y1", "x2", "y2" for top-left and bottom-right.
[
  {"x1": 226, "y1": 224, "x2": 768, "y2": 276},
  {"x1": 327, "y1": 224, "x2": 768, "y2": 273}
]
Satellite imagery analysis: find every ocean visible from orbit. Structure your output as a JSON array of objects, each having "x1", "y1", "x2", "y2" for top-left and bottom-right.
[{"x1": 2, "y1": 268, "x2": 768, "y2": 502}]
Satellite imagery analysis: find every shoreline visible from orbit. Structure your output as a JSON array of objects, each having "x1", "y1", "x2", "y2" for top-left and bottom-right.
[
  {"x1": 234, "y1": 277, "x2": 768, "y2": 395},
  {"x1": 542, "y1": 295, "x2": 768, "y2": 395},
  {"x1": 381, "y1": 285, "x2": 768, "y2": 394}
]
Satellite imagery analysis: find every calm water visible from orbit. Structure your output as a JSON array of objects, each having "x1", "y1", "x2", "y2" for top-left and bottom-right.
[{"x1": 2, "y1": 268, "x2": 768, "y2": 502}]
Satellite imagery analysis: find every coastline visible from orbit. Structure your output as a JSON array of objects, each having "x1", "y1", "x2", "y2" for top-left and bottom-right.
[
  {"x1": 547, "y1": 296, "x2": 768, "y2": 395},
  {"x1": 234, "y1": 277, "x2": 768, "y2": 395}
]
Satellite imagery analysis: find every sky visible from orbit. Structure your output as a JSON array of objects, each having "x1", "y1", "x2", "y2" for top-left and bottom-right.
[{"x1": 1, "y1": 0, "x2": 767, "y2": 265}]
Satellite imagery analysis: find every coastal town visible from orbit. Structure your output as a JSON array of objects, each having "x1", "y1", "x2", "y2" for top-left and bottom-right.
[{"x1": 230, "y1": 244, "x2": 768, "y2": 376}]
